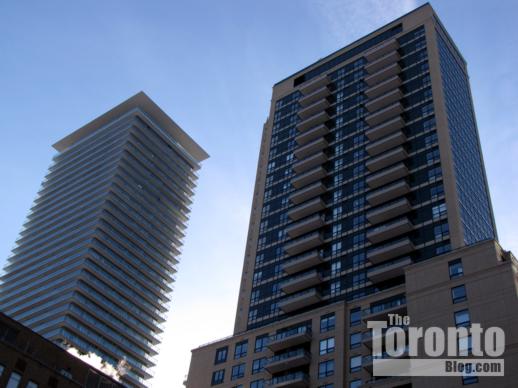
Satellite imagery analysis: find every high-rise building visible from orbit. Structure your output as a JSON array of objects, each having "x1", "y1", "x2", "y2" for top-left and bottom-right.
[
  {"x1": 186, "y1": 4, "x2": 518, "y2": 388},
  {"x1": 0, "y1": 92, "x2": 208, "y2": 387}
]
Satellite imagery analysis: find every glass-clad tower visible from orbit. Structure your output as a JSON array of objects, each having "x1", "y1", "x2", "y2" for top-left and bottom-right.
[
  {"x1": 233, "y1": 3, "x2": 496, "y2": 334},
  {"x1": 185, "y1": 5, "x2": 513, "y2": 388},
  {"x1": 0, "y1": 92, "x2": 208, "y2": 387}
]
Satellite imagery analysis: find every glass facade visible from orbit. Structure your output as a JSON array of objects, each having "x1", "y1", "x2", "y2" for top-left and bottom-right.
[
  {"x1": 0, "y1": 98, "x2": 206, "y2": 387},
  {"x1": 436, "y1": 27, "x2": 496, "y2": 245},
  {"x1": 248, "y1": 25, "x2": 455, "y2": 330}
]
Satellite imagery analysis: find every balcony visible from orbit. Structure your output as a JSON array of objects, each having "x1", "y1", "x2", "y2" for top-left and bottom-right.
[
  {"x1": 286, "y1": 214, "x2": 325, "y2": 238},
  {"x1": 299, "y1": 85, "x2": 331, "y2": 108},
  {"x1": 281, "y1": 270, "x2": 322, "y2": 294},
  {"x1": 278, "y1": 288, "x2": 322, "y2": 313},
  {"x1": 295, "y1": 123, "x2": 329, "y2": 146},
  {"x1": 366, "y1": 163, "x2": 408, "y2": 189},
  {"x1": 269, "y1": 372, "x2": 309, "y2": 388},
  {"x1": 366, "y1": 197, "x2": 412, "y2": 225},
  {"x1": 265, "y1": 349, "x2": 311, "y2": 374},
  {"x1": 367, "y1": 237, "x2": 415, "y2": 264},
  {"x1": 365, "y1": 51, "x2": 400, "y2": 74},
  {"x1": 289, "y1": 182, "x2": 326, "y2": 205},
  {"x1": 283, "y1": 232, "x2": 323, "y2": 256},
  {"x1": 365, "y1": 130, "x2": 406, "y2": 157},
  {"x1": 365, "y1": 102, "x2": 403, "y2": 127},
  {"x1": 299, "y1": 75, "x2": 330, "y2": 95},
  {"x1": 366, "y1": 180, "x2": 410, "y2": 206},
  {"x1": 365, "y1": 89, "x2": 403, "y2": 113},
  {"x1": 367, "y1": 217, "x2": 413, "y2": 244},
  {"x1": 364, "y1": 38, "x2": 399, "y2": 62},
  {"x1": 282, "y1": 250, "x2": 324, "y2": 274},
  {"x1": 365, "y1": 116, "x2": 405, "y2": 141},
  {"x1": 287, "y1": 197, "x2": 326, "y2": 221},
  {"x1": 365, "y1": 377, "x2": 412, "y2": 388},
  {"x1": 291, "y1": 166, "x2": 327, "y2": 189},
  {"x1": 367, "y1": 256, "x2": 413, "y2": 283},
  {"x1": 366, "y1": 147, "x2": 408, "y2": 172},
  {"x1": 293, "y1": 152, "x2": 328, "y2": 174},
  {"x1": 267, "y1": 326, "x2": 312, "y2": 352},
  {"x1": 365, "y1": 63, "x2": 401, "y2": 87},
  {"x1": 365, "y1": 75, "x2": 402, "y2": 99},
  {"x1": 298, "y1": 98, "x2": 330, "y2": 120},
  {"x1": 294, "y1": 137, "x2": 328, "y2": 159},
  {"x1": 362, "y1": 294, "x2": 407, "y2": 321},
  {"x1": 296, "y1": 111, "x2": 329, "y2": 133}
]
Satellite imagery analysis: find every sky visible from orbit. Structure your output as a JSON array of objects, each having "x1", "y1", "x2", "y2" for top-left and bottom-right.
[{"x1": 0, "y1": 0, "x2": 517, "y2": 387}]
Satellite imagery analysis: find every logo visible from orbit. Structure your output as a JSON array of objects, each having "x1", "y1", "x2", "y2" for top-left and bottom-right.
[{"x1": 366, "y1": 313, "x2": 505, "y2": 377}]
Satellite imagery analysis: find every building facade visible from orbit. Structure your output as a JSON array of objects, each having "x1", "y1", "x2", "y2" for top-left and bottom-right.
[
  {"x1": 186, "y1": 4, "x2": 517, "y2": 388},
  {"x1": 1, "y1": 311, "x2": 124, "y2": 388},
  {"x1": 0, "y1": 92, "x2": 208, "y2": 387}
]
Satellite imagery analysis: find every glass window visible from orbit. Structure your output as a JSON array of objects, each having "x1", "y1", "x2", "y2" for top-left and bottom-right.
[
  {"x1": 0, "y1": 364, "x2": 4, "y2": 376},
  {"x1": 451, "y1": 285, "x2": 467, "y2": 304},
  {"x1": 350, "y1": 308, "x2": 361, "y2": 326},
  {"x1": 214, "y1": 346, "x2": 228, "y2": 364},
  {"x1": 318, "y1": 359, "x2": 335, "y2": 378},
  {"x1": 458, "y1": 335, "x2": 472, "y2": 356},
  {"x1": 455, "y1": 309, "x2": 471, "y2": 327},
  {"x1": 211, "y1": 369, "x2": 225, "y2": 386},
  {"x1": 255, "y1": 335, "x2": 268, "y2": 353},
  {"x1": 319, "y1": 337, "x2": 335, "y2": 355},
  {"x1": 350, "y1": 380, "x2": 362, "y2": 388},
  {"x1": 319, "y1": 384, "x2": 334, "y2": 388},
  {"x1": 6, "y1": 373, "x2": 22, "y2": 388},
  {"x1": 250, "y1": 380, "x2": 265, "y2": 388},
  {"x1": 462, "y1": 375, "x2": 478, "y2": 385},
  {"x1": 320, "y1": 313, "x2": 335, "y2": 332},
  {"x1": 231, "y1": 364, "x2": 245, "y2": 380},
  {"x1": 252, "y1": 358, "x2": 266, "y2": 374},
  {"x1": 449, "y1": 259, "x2": 464, "y2": 279},
  {"x1": 350, "y1": 355, "x2": 362, "y2": 372},
  {"x1": 350, "y1": 332, "x2": 362, "y2": 349},
  {"x1": 27, "y1": 382, "x2": 39, "y2": 388},
  {"x1": 234, "y1": 340, "x2": 248, "y2": 359}
]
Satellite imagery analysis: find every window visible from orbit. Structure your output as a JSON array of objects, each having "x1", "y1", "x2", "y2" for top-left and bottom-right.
[
  {"x1": 449, "y1": 259, "x2": 464, "y2": 279},
  {"x1": 27, "y1": 382, "x2": 39, "y2": 388},
  {"x1": 350, "y1": 308, "x2": 361, "y2": 326},
  {"x1": 458, "y1": 335, "x2": 472, "y2": 356},
  {"x1": 455, "y1": 309, "x2": 471, "y2": 327},
  {"x1": 232, "y1": 385, "x2": 243, "y2": 388},
  {"x1": 350, "y1": 355, "x2": 362, "y2": 372},
  {"x1": 0, "y1": 364, "x2": 4, "y2": 376},
  {"x1": 320, "y1": 313, "x2": 335, "y2": 332},
  {"x1": 250, "y1": 380, "x2": 265, "y2": 388},
  {"x1": 211, "y1": 370, "x2": 225, "y2": 386},
  {"x1": 319, "y1": 385, "x2": 334, "y2": 388},
  {"x1": 255, "y1": 335, "x2": 268, "y2": 353},
  {"x1": 320, "y1": 337, "x2": 335, "y2": 355},
  {"x1": 350, "y1": 380, "x2": 362, "y2": 388},
  {"x1": 252, "y1": 358, "x2": 266, "y2": 374},
  {"x1": 434, "y1": 223, "x2": 449, "y2": 240},
  {"x1": 432, "y1": 203, "x2": 447, "y2": 219},
  {"x1": 452, "y1": 285, "x2": 467, "y2": 304},
  {"x1": 330, "y1": 281, "x2": 341, "y2": 296},
  {"x1": 231, "y1": 363, "x2": 245, "y2": 380},
  {"x1": 6, "y1": 372, "x2": 22, "y2": 388},
  {"x1": 350, "y1": 332, "x2": 362, "y2": 349},
  {"x1": 234, "y1": 340, "x2": 248, "y2": 359},
  {"x1": 215, "y1": 346, "x2": 228, "y2": 364},
  {"x1": 318, "y1": 359, "x2": 335, "y2": 378},
  {"x1": 462, "y1": 375, "x2": 478, "y2": 385},
  {"x1": 331, "y1": 261, "x2": 341, "y2": 275}
]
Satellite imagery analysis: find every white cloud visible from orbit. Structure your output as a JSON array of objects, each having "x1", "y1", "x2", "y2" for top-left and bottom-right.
[{"x1": 312, "y1": 0, "x2": 419, "y2": 44}]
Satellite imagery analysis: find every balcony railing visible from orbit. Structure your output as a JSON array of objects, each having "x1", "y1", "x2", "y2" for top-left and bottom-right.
[
  {"x1": 365, "y1": 75, "x2": 402, "y2": 99},
  {"x1": 367, "y1": 237, "x2": 414, "y2": 264},
  {"x1": 282, "y1": 249, "x2": 324, "y2": 274},
  {"x1": 283, "y1": 231, "x2": 323, "y2": 256},
  {"x1": 298, "y1": 98, "x2": 330, "y2": 120},
  {"x1": 365, "y1": 116, "x2": 405, "y2": 141},
  {"x1": 295, "y1": 123, "x2": 329, "y2": 146},
  {"x1": 366, "y1": 180, "x2": 410, "y2": 206},
  {"x1": 366, "y1": 197, "x2": 412, "y2": 225},
  {"x1": 299, "y1": 85, "x2": 330, "y2": 107},
  {"x1": 268, "y1": 371, "x2": 309, "y2": 387},
  {"x1": 278, "y1": 288, "x2": 322, "y2": 313},
  {"x1": 289, "y1": 182, "x2": 326, "y2": 205},
  {"x1": 267, "y1": 325, "x2": 312, "y2": 352},
  {"x1": 367, "y1": 256, "x2": 413, "y2": 283},
  {"x1": 364, "y1": 38, "x2": 399, "y2": 62},
  {"x1": 366, "y1": 162, "x2": 409, "y2": 189},
  {"x1": 280, "y1": 269, "x2": 322, "y2": 294},
  {"x1": 366, "y1": 146, "x2": 408, "y2": 173},
  {"x1": 292, "y1": 152, "x2": 328, "y2": 174},
  {"x1": 296, "y1": 111, "x2": 329, "y2": 132},
  {"x1": 265, "y1": 349, "x2": 311, "y2": 374},
  {"x1": 367, "y1": 217, "x2": 413, "y2": 244},
  {"x1": 294, "y1": 137, "x2": 328, "y2": 159},
  {"x1": 365, "y1": 130, "x2": 406, "y2": 156}
]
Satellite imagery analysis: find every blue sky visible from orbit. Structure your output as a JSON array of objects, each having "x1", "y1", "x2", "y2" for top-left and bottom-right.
[{"x1": 1, "y1": 0, "x2": 517, "y2": 386}]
